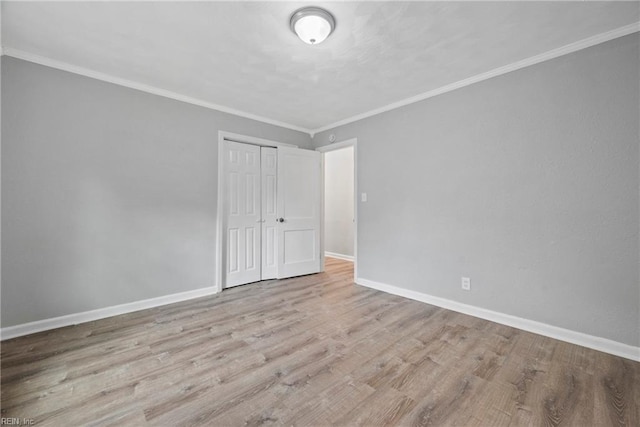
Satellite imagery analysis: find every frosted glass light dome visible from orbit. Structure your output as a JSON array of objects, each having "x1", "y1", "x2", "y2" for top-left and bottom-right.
[{"x1": 290, "y1": 7, "x2": 336, "y2": 45}]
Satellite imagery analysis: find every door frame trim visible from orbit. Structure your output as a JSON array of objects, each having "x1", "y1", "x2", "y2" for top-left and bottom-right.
[
  {"x1": 316, "y1": 138, "x2": 358, "y2": 279},
  {"x1": 216, "y1": 131, "x2": 298, "y2": 292}
]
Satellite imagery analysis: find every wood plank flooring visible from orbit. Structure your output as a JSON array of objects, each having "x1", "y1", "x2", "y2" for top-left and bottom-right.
[{"x1": 1, "y1": 258, "x2": 638, "y2": 426}]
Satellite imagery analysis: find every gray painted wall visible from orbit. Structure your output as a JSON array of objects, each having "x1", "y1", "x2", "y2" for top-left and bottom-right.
[
  {"x1": 1, "y1": 57, "x2": 312, "y2": 327},
  {"x1": 313, "y1": 34, "x2": 640, "y2": 347},
  {"x1": 324, "y1": 146, "x2": 354, "y2": 257}
]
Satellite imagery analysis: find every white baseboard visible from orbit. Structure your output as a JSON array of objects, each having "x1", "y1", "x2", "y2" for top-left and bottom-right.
[
  {"x1": 356, "y1": 277, "x2": 640, "y2": 362},
  {"x1": 0, "y1": 286, "x2": 219, "y2": 341},
  {"x1": 325, "y1": 251, "x2": 354, "y2": 262}
]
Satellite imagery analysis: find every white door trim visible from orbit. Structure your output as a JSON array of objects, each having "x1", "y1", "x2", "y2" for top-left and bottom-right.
[
  {"x1": 216, "y1": 131, "x2": 299, "y2": 292},
  {"x1": 220, "y1": 131, "x2": 297, "y2": 149},
  {"x1": 316, "y1": 139, "x2": 356, "y2": 153},
  {"x1": 316, "y1": 138, "x2": 358, "y2": 279}
]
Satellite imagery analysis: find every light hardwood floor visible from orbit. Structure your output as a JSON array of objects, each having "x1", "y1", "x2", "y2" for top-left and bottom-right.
[{"x1": 1, "y1": 258, "x2": 638, "y2": 426}]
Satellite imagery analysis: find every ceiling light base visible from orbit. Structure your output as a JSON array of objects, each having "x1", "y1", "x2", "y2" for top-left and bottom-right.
[{"x1": 290, "y1": 7, "x2": 336, "y2": 45}]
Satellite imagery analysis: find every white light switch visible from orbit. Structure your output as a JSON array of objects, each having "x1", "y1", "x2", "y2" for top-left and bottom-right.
[{"x1": 361, "y1": 193, "x2": 368, "y2": 202}]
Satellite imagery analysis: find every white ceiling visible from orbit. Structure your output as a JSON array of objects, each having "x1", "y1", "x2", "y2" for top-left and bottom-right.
[{"x1": 2, "y1": 1, "x2": 639, "y2": 133}]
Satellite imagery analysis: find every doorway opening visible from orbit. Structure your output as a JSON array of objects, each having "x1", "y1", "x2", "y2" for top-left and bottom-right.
[{"x1": 318, "y1": 138, "x2": 358, "y2": 277}]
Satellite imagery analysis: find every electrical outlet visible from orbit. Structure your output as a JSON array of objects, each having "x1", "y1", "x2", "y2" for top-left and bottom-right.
[
  {"x1": 461, "y1": 277, "x2": 471, "y2": 291},
  {"x1": 361, "y1": 193, "x2": 368, "y2": 202}
]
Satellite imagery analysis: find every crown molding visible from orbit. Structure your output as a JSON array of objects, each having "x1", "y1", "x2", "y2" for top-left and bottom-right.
[
  {"x1": 2, "y1": 47, "x2": 312, "y2": 135},
  {"x1": 310, "y1": 22, "x2": 640, "y2": 136},
  {"x1": 3, "y1": 21, "x2": 638, "y2": 138}
]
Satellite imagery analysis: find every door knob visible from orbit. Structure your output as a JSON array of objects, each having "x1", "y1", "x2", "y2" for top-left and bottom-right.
[{"x1": 277, "y1": 218, "x2": 285, "y2": 223}]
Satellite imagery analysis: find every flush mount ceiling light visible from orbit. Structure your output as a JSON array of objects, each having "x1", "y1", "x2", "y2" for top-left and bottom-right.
[{"x1": 290, "y1": 7, "x2": 336, "y2": 45}]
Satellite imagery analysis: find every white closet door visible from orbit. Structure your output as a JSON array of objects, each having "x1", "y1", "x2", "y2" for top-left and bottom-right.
[
  {"x1": 261, "y1": 147, "x2": 278, "y2": 280},
  {"x1": 224, "y1": 141, "x2": 261, "y2": 287},
  {"x1": 277, "y1": 146, "x2": 322, "y2": 278}
]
